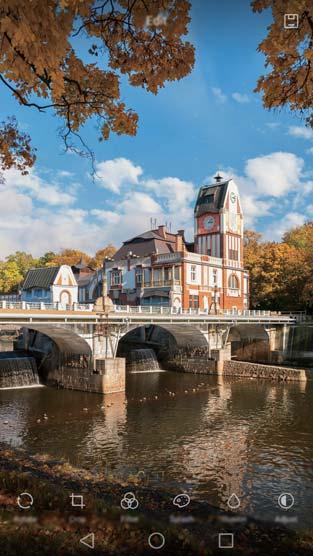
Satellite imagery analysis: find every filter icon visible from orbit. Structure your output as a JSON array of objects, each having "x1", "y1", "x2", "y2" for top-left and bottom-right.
[{"x1": 227, "y1": 493, "x2": 241, "y2": 510}]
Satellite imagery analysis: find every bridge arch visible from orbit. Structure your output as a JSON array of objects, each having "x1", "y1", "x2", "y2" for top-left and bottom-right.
[
  {"x1": 227, "y1": 323, "x2": 270, "y2": 362},
  {"x1": 117, "y1": 323, "x2": 208, "y2": 365},
  {"x1": 21, "y1": 324, "x2": 92, "y2": 379}
]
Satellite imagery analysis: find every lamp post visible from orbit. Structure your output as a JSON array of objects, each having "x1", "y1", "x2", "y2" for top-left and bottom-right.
[{"x1": 93, "y1": 271, "x2": 114, "y2": 359}]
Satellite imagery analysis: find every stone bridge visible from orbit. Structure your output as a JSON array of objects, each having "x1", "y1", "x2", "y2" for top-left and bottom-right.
[{"x1": 0, "y1": 304, "x2": 296, "y2": 363}]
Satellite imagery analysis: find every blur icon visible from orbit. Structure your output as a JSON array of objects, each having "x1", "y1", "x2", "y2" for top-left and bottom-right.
[
  {"x1": 278, "y1": 492, "x2": 294, "y2": 510},
  {"x1": 227, "y1": 493, "x2": 240, "y2": 510},
  {"x1": 173, "y1": 493, "x2": 190, "y2": 508}
]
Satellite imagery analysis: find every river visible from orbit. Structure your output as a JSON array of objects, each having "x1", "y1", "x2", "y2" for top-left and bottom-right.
[{"x1": 0, "y1": 371, "x2": 313, "y2": 529}]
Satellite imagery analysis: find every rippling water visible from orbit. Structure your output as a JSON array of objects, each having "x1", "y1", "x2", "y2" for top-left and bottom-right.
[{"x1": 1, "y1": 371, "x2": 313, "y2": 528}]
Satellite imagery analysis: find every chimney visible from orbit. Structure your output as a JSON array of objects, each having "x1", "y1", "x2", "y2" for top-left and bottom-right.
[
  {"x1": 157, "y1": 225, "x2": 166, "y2": 238},
  {"x1": 176, "y1": 229, "x2": 185, "y2": 251}
]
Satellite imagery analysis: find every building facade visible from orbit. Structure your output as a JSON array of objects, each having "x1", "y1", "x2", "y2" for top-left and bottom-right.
[
  {"x1": 104, "y1": 175, "x2": 249, "y2": 312},
  {"x1": 21, "y1": 265, "x2": 78, "y2": 306}
]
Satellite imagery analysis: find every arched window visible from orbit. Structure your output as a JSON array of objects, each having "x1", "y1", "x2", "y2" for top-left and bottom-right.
[{"x1": 228, "y1": 274, "x2": 239, "y2": 290}]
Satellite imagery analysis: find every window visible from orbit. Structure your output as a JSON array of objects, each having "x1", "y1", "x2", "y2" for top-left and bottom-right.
[
  {"x1": 212, "y1": 268, "x2": 218, "y2": 286},
  {"x1": 135, "y1": 268, "x2": 143, "y2": 285},
  {"x1": 153, "y1": 268, "x2": 162, "y2": 285},
  {"x1": 190, "y1": 265, "x2": 196, "y2": 282},
  {"x1": 164, "y1": 267, "x2": 172, "y2": 282},
  {"x1": 229, "y1": 249, "x2": 238, "y2": 261},
  {"x1": 189, "y1": 295, "x2": 199, "y2": 309},
  {"x1": 228, "y1": 274, "x2": 239, "y2": 289},
  {"x1": 144, "y1": 268, "x2": 151, "y2": 285},
  {"x1": 111, "y1": 269, "x2": 122, "y2": 286},
  {"x1": 34, "y1": 288, "x2": 43, "y2": 297}
]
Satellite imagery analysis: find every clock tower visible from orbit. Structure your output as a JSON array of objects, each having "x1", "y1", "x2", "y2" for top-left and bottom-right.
[{"x1": 194, "y1": 173, "x2": 243, "y2": 263}]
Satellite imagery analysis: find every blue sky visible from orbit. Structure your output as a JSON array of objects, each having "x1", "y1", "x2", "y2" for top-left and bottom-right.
[{"x1": 1, "y1": 0, "x2": 313, "y2": 257}]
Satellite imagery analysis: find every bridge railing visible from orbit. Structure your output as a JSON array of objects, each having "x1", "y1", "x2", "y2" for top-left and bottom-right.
[
  {"x1": 0, "y1": 300, "x2": 94, "y2": 312},
  {"x1": 0, "y1": 300, "x2": 303, "y2": 320}
]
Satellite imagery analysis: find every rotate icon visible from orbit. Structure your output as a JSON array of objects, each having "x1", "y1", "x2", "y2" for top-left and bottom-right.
[{"x1": 17, "y1": 492, "x2": 33, "y2": 510}]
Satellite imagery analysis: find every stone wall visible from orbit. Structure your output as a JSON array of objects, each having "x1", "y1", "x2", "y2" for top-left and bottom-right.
[
  {"x1": 223, "y1": 360, "x2": 307, "y2": 382},
  {"x1": 165, "y1": 356, "x2": 217, "y2": 374},
  {"x1": 46, "y1": 357, "x2": 126, "y2": 394}
]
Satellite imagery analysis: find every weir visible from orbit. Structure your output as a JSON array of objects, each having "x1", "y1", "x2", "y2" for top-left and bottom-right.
[
  {"x1": 0, "y1": 352, "x2": 39, "y2": 389},
  {"x1": 126, "y1": 348, "x2": 161, "y2": 373}
]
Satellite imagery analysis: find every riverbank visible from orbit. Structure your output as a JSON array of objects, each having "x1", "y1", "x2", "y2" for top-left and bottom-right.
[{"x1": 0, "y1": 446, "x2": 312, "y2": 556}]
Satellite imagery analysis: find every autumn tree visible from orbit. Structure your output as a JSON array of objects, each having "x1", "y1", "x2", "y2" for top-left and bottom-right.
[
  {"x1": 0, "y1": 0, "x2": 194, "y2": 164},
  {"x1": 252, "y1": 1, "x2": 313, "y2": 127},
  {"x1": 46, "y1": 249, "x2": 92, "y2": 267},
  {"x1": 90, "y1": 245, "x2": 116, "y2": 268},
  {"x1": 0, "y1": 117, "x2": 36, "y2": 181},
  {"x1": 0, "y1": 260, "x2": 23, "y2": 293}
]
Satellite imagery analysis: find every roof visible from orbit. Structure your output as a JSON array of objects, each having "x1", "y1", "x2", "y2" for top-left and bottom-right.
[
  {"x1": 194, "y1": 179, "x2": 230, "y2": 217},
  {"x1": 113, "y1": 228, "x2": 179, "y2": 260},
  {"x1": 23, "y1": 325, "x2": 92, "y2": 355},
  {"x1": 22, "y1": 267, "x2": 60, "y2": 290}
]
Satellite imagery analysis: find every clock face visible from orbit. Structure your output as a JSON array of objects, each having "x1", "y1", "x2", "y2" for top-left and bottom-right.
[
  {"x1": 203, "y1": 215, "x2": 215, "y2": 230},
  {"x1": 230, "y1": 192, "x2": 236, "y2": 204}
]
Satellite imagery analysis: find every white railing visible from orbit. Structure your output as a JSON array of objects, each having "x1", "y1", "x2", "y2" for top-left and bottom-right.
[
  {"x1": 154, "y1": 253, "x2": 182, "y2": 263},
  {"x1": 0, "y1": 300, "x2": 94, "y2": 312},
  {"x1": 0, "y1": 300, "x2": 301, "y2": 320}
]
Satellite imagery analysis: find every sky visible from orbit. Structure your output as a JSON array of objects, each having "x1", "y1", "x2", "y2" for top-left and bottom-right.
[{"x1": 1, "y1": 0, "x2": 313, "y2": 258}]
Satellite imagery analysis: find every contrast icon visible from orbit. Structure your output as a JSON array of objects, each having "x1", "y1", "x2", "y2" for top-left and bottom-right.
[
  {"x1": 227, "y1": 493, "x2": 240, "y2": 510},
  {"x1": 284, "y1": 14, "x2": 299, "y2": 29},
  {"x1": 17, "y1": 492, "x2": 33, "y2": 510},
  {"x1": 70, "y1": 493, "x2": 86, "y2": 509},
  {"x1": 173, "y1": 493, "x2": 191, "y2": 509},
  {"x1": 218, "y1": 532, "x2": 234, "y2": 549},
  {"x1": 80, "y1": 532, "x2": 95, "y2": 549},
  {"x1": 148, "y1": 532, "x2": 165, "y2": 550},
  {"x1": 120, "y1": 491, "x2": 139, "y2": 510},
  {"x1": 278, "y1": 492, "x2": 294, "y2": 510}
]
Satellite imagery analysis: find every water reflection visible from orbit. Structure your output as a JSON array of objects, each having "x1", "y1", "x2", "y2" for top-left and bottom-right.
[{"x1": 0, "y1": 372, "x2": 312, "y2": 528}]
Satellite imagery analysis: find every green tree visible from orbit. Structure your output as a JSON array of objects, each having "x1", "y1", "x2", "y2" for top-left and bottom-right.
[
  {"x1": 38, "y1": 252, "x2": 58, "y2": 267},
  {"x1": 5, "y1": 251, "x2": 39, "y2": 276}
]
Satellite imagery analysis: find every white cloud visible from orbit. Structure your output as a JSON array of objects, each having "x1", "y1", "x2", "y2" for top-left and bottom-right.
[
  {"x1": 143, "y1": 177, "x2": 195, "y2": 213},
  {"x1": 90, "y1": 210, "x2": 121, "y2": 225},
  {"x1": 306, "y1": 147, "x2": 313, "y2": 155},
  {"x1": 288, "y1": 126, "x2": 313, "y2": 140},
  {"x1": 266, "y1": 122, "x2": 280, "y2": 129},
  {"x1": 263, "y1": 212, "x2": 306, "y2": 241},
  {"x1": 3, "y1": 167, "x2": 75, "y2": 206},
  {"x1": 211, "y1": 87, "x2": 227, "y2": 104},
  {"x1": 94, "y1": 158, "x2": 143, "y2": 193},
  {"x1": 232, "y1": 92, "x2": 250, "y2": 104},
  {"x1": 245, "y1": 152, "x2": 303, "y2": 197}
]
